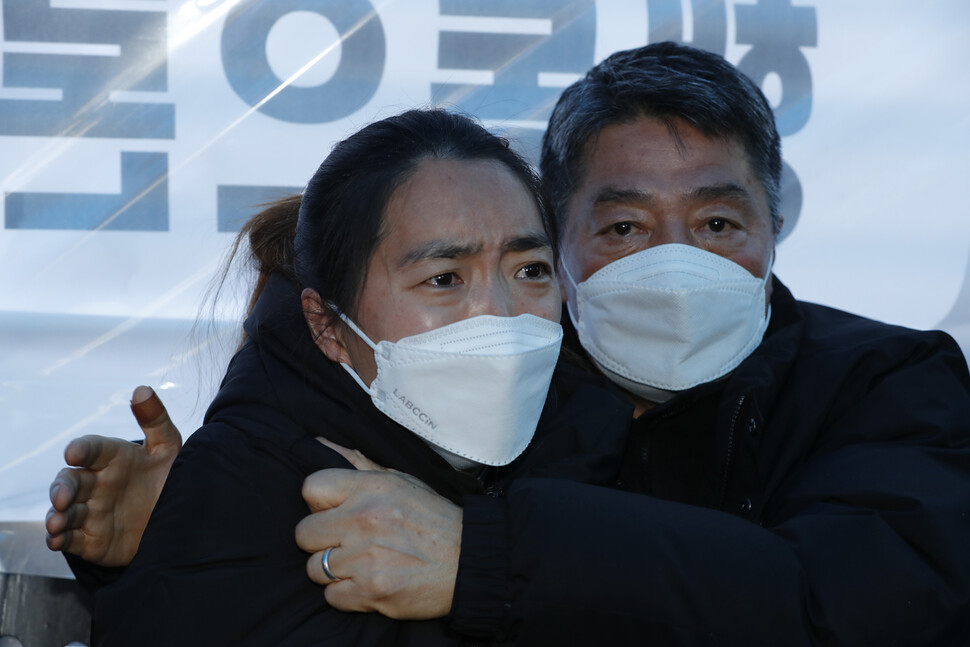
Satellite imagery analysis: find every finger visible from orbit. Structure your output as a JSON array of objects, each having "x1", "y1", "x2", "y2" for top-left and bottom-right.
[
  {"x1": 48, "y1": 528, "x2": 85, "y2": 556},
  {"x1": 46, "y1": 505, "x2": 89, "y2": 554},
  {"x1": 306, "y1": 547, "x2": 345, "y2": 586},
  {"x1": 295, "y1": 511, "x2": 342, "y2": 553},
  {"x1": 51, "y1": 467, "x2": 98, "y2": 511},
  {"x1": 131, "y1": 386, "x2": 182, "y2": 451},
  {"x1": 60, "y1": 499, "x2": 90, "y2": 533},
  {"x1": 45, "y1": 507, "x2": 66, "y2": 536},
  {"x1": 45, "y1": 529, "x2": 65, "y2": 552},
  {"x1": 45, "y1": 520, "x2": 70, "y2": 552},
  {"x1": 301, "y1": 468, "x2": 369, "y2": 512},
  {"x1": 316, "y1": 437, "x2": 385, "y2": 472},
  {"x1": 324, "y1": 580, "x2": 374, "y2": 613},
  {"x1": 64, "y1": 435, "x2": 122, "y2": 471},
  {"x1": 49, "y1": 468, "x2": 78, "y2": 510}
]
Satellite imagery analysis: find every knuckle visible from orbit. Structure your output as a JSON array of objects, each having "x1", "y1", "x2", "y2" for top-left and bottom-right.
[{"x1": 368, "y1": 571, "x2": 393, "y2": 596}]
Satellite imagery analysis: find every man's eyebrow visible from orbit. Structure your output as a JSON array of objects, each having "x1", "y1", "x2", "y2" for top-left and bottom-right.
[
  {"x1": 398, "y1": 240, "x2": 484, "y2": 267},
  {"x1": 686, "y1": 182, "x2": 752, "y2": 203},
  {"x1": 592, "y1": 187, "x2": 654, "y2": 206},
  {"x1": 593, "y1": 183, "x2": 755, "y2": 209},
  {"x1": 503, "y1": 232, "x2": 552, "y2": 254}
]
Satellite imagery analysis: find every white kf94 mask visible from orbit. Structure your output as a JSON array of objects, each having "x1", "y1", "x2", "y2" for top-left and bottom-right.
[
  {"x1": 336, "y1": 313, "x2": 563, "y2": 466},
  {"x1": 564, "y1": 243, "x2": 772, "y2": 403}
]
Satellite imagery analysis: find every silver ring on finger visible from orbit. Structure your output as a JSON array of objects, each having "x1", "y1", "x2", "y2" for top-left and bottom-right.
[{"x1": 321, "y1": 546, "x2": 342, "y2": 583}]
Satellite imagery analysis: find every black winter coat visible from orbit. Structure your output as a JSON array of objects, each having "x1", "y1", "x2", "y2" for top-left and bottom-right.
[
  {"x1": 450, "y1": 278, "x2": 970, "y2": 646},
  {"x1": 90, "y1": 274, "x2": 632, "y2": 646}
]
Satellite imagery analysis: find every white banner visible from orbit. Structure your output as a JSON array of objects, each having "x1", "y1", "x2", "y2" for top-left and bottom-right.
[{"x1": 1, "y1": 0, "x2": 969, "y2": 523}]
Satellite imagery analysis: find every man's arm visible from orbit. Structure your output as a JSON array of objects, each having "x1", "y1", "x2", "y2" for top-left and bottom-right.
[
  {"x1": 453, "y1": 333, "x2": 970, "y2": 644},
  {"x1": 45, "y1": 386, "x2": 182, "y2": 567},
  {"x1": 302, "y1": 336, "x2": 970, "y2": 645}
]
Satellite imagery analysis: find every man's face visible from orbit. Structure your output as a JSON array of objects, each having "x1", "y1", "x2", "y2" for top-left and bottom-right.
[{"x1": 559, "y1": 117, "x2": 777, "y2": 307}]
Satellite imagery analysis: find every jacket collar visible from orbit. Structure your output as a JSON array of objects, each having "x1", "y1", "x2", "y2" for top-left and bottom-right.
[
  {"x1": 241, "y1": 273, "x2": 484, "y2": 502},
  {"x1": 238, "y1": 273, "x2": 628, "y2": 503}
]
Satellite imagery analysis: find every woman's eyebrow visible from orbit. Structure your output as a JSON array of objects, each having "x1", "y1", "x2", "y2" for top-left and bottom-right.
[
  {"x1": 503, "y1": 232, "x2": 551, "y2": 253},
  {"x1": 398, "y1": 232, "x2": 551, "y2": 268},
  {"x1": 398, "y1": 240, "x2": 484, "y2": 267}
]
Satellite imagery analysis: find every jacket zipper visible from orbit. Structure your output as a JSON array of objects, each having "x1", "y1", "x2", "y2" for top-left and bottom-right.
[
  {"x1": 719, "y1": 394, "x2": 745, "y2": 509},
  {"x1": 637, "y1": 401, "x2": 691, "y2": 494}
]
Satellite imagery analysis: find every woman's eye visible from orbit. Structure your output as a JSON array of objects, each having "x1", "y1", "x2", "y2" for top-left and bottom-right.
[
  {"x1": 515, "y1": 262, "x2": 551, "y2": 280},
  {"x1": 427, "y1": 272, "x2": 459, "y2": 287}
]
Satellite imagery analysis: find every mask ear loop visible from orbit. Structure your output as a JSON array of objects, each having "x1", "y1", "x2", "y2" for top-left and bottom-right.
[
  {"x1": 761, "y1": 249, "x2": 775, "y2": 322},
  {"x1": 325, "y1": 302, "x2": 380, "y2": 393},
  {"x1": 557, "y1": 254, "x2": 583, "y2": 330}
]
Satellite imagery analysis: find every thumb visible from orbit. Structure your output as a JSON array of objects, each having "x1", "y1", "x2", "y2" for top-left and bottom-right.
[
  {"x1": 316, "y1": 437, "x2": 387, "y2": 472},
  {"x1": 130, "y1": 386, "x2": 183, "y2": 451}
]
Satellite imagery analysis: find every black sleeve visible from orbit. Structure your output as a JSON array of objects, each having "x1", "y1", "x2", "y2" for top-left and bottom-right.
[
  {"x1": 450, "y1": 340, "x2": 970, "y2": 646},
  {"x1": 64, "y1": 553, "x2": 126, "y2": 595},
  {"x1": 92, "y1": 424, "x2": 464, "y2": 647}
]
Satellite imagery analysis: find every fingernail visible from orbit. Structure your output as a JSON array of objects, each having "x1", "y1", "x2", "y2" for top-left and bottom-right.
[
  {"x1": 50, "y1": 484, "x2": 60, "y2": 503},
  {"x1": 131, "y1": 388, "x2": 164, "y2": 425}
]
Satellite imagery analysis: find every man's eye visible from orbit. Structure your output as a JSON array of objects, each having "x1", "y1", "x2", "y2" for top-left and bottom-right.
[
  {"x1": 516, "y1": 263, "x2": 551, "y2": 280},
  {"x1": 612, "y1": 222, "x2": 633, "y2": 236},
  {"x1": 706, "y1": 218, "x2": 731, "y2": 233},
  {"x1": 427, "y1": 273, "x2": 458, "y2": 287}
]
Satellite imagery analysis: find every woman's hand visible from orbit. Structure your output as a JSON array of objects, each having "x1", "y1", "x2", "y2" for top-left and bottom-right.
[
  {"x1": 297, "y1": 439, "x2": 462, "y2": 620},
  {"x1": 45, "y1": 386, "x2": 183, "y2": 566}
]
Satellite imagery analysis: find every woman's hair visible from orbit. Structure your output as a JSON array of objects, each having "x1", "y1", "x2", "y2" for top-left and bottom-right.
[
  {"x1": 226, "y1": 109, "x2": 551, "y2": 327},
  {"x1": 236, "y1": 194, "x2": 301, "y2": 318},
  {"x1": 292, "y1": 108, "x2": 552, "y2": 317},
  {"x1": 192, "y1": 110, "x2": 551, "y2": 401}
]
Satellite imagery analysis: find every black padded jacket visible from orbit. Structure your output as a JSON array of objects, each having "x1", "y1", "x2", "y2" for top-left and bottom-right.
[
  {"x1": 90, "y1": 274, "x2": 632, "y2": 646},
  {"x1": 450, "y1": 278, "x2": 970, "y2": 646}
]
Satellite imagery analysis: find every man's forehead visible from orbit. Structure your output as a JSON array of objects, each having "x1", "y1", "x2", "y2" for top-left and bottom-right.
[
  {"x1": 584, "y1": 117, "x2": 746, "y2": 164},
  {"x1": 572, "y1": 122, "x2": 752, "y2": 189}
]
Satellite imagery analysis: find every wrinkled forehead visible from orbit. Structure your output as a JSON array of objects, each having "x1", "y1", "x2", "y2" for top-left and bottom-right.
[{"x1": 563, "y1": 119, "x2": 770, "y2": 219}]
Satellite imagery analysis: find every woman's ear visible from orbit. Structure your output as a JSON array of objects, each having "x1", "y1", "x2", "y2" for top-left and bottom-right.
[{"x1": 302, "y1": 288, "x2": 352, "y2": 365}]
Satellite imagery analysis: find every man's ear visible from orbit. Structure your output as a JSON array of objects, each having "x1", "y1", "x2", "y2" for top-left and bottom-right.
[{"x1": 302, "y1": 288, "x2": 351, "y2": 365}]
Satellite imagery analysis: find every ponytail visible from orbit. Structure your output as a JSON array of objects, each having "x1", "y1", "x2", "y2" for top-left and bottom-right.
[
  {"x1": 237, "y1": 194, "x2": 302, "y2": 318},
  {"x1": 202, "y1": 194, "x2": 302, "y2": 352}
]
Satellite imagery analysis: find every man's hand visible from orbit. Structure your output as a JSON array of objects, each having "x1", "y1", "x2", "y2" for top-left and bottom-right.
[
  {"x1": 296, "y1": 439, "x2": 462, "y2": 620},
  {"x1": 45, "y1": 385, "x2": 183, "y2": 566}
]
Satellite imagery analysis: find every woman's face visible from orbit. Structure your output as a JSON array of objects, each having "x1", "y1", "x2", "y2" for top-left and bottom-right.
[{"x1": 310, "y1": 157, "x2": 561, "y2": 384}]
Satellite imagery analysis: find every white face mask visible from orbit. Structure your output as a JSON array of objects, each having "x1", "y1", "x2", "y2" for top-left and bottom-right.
[
  {"x1": 564, "y1": 243, "x2": 772, "y2": 403},
  {"x1": 337, "y1": 313, "x2": 563, "y2": 466}
]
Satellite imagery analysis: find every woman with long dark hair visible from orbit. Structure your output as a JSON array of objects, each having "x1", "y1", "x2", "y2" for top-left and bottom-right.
[{"x1": 84, "y1": 109, "x2": 630, "y2": 646}]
